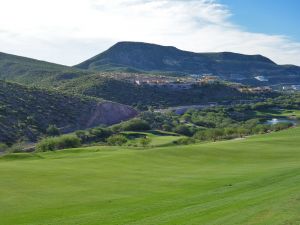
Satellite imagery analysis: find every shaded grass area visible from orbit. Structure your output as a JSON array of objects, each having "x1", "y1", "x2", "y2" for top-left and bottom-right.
[
  {"x1": 255, "y1": 109, "x2": 300, "y2": 118},
  {"x1": 121, "y1": 130, "x2": 182, "y2": 147},
  {"x1": 1, "y1": 128, "x2": 300, "y2": 224}
]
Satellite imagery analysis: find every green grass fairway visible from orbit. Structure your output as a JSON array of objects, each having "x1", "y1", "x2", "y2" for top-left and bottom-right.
[{"x1": 1, "y1": 128, "x2": 300, "y2": 225}]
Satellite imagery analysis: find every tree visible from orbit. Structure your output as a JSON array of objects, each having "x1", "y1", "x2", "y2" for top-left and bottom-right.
[
  {"x1": 75, "y1": 130, "x2": 88, "y2": 143},
  {"x1": 162, "y1": 123, "x2": 172, "y2": 132},
  {"x1": 140, "y1": 137, "x2": 151, "y2": 147},
  {"x1": 224, "y1": 127, "x2": 237, "y2": 138},
  {"x1": 205, "y1": 128, "x2": 224, "y2": 141},
  {"x1": 36, "y1": 135, "x2": 81, "y2": 152},
  {"x1": 174, "y1": 137, "x2": 196, "y2": 145},
  {"x1": 135, "y1": 102, "x2": 147, "y2": 111},
  {"x1": 237, "y1": 127, "x2": 248, "y2": 138},
  {"x1": 174, "y1": 125, "x2": 192, "y2": 136},
  {"x1": 46, "y1": 124, "x2": 60, "y2": 136},
  {"x1": 107, "y1": 135, "x2": 128, "y2": 146},
  {"x1": 88, "y1": 127, "x2": 112, "y2": 142},
  {"x1": 122, "y1": 119, "x2": 150, "y2": 131},
  {"x1": 0, "y1": 143, "x2": 8, "y2": 152}
]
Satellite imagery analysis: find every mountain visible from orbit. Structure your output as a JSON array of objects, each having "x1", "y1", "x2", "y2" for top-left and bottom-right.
[
  {"x1": 0, "y1": 80, "x2": 137, "y2": 143},
  {"x1": 1, "y1": 43, "x2": 300, "y2": 86},
  {"x1": 75, "y1": 42, "x2": 300, "y2": 85}
]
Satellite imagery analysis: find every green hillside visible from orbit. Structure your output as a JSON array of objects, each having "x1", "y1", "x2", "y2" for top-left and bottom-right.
[
  {"x1": 0, "y1": 80, "x2": 137, "y2": 144},
  {"x1": 56, "y1": 74, "x2": 260, "y2": 107},
  {"x1": 1, "y1": 128, "x2": 300, "y2": 224},
  {"x1": 0, "y1": 52, "x2": 91, "y2": 85}
]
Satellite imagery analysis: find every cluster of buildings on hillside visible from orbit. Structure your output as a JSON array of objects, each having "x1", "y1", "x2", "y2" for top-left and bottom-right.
[
  {"x1": 132, "y1": 75, "x2": 219, "y2": 90},
  {"x1": 99, "y1": 72, "x2": 300, "y2": 93},
  {"x1": 282, "y1": 85, "x2": 300, "y2": 91},
  {"x1": 132, "y1": 75, "x2": 274, "y2": 94},
  {"x1": 237, "y1": 86, "x2": 272, "y2": 94}
]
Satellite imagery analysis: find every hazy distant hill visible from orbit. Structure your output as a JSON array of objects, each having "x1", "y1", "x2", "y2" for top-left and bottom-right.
[
  {"x1": 75, "y1": 42, "x2": 300, "y2": 85},
  {"x1": 0, "y1": 80, "x2": 137, "y2": 143},
  {"x1": 0, "y1": 52, "x2": 89, "y2": 85},
  {"x1": 56, "y1": 73, "x2": 270, "y2": 108}
]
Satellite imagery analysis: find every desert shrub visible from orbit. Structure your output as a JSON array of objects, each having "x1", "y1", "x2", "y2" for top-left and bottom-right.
[
  {"x1": 223, "y1": 127, "x2": 238, "y2": 138},
  {"x1": 193, "y1": 130, "x2": 206, "y2": 141},
  {"x1": 236, "y1": 127, "x2": 249, "y2": 138},
  {"x1": 46, "y1": 124, "x2": 60, "y2": 136},
  {"x1": 110, "y1": 124, "x2": 123, "y2": 133},
  {"x1": 75, "y1": 130, "x2": 89, "y2": 142},
  {"x1": 76, "y1": 127, "x2": 113, "y2": 143},
  {"x1": 173, "y1": 137, "x2": 196, "y2": 145},
  {"x1": 36, "y1": 135, "x2": 81, "y2": 152},
  {"x1": 174, "y1": 125, "x2": 193, "y2": 136},
  {"x1": 122, "y1": 119, "x2": 150, "y2": 131},
  {"x1": 6, "y1": 142, "x2": 28, "y2": 153},
  {"x1": 0, "y1": 143, "x2": 8, "y2": 152},
  {"x1": 205, "y1": 128, "x2": 224, "y2": 141},
  {"x1": 271, "y1": 122, "x2": 293, "y2": 131},
  {"x1": 106, "y1": 135, "x2": 128, "y2": 146},
  {"x1": 194, "y1": 128, "x2": 224, "y2": 141},
  {"x1": 140, "y1": 137, "x2": 152, "y2": 147},
  {"x1": 251, "y1": 124, "x2": 270, "y2": 134},
  {"x1": 87, "y1": 127, "x2": 113, "y2": 142},
  {"x1": 162, "y1": 124, "x2": 172, "y2": 132}
]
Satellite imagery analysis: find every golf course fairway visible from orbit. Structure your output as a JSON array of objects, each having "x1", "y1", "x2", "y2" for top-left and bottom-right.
[{"x1": 1, "y1": 128, "x2": 300, "y2": 225}]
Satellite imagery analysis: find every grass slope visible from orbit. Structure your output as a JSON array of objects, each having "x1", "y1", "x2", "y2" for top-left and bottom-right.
[
  {"x1": 0, "y1": 51, "x2": 89, "y2": 84},
  {"x1": 1, "y1": 128, "x2": 300, "y2": 224}
]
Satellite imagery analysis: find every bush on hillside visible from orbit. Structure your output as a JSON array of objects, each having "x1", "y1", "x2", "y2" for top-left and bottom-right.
[
  {"x1": 122, "y1": 119, "x2": 150, "y2": 131},
  {"x1": 194, "y1": 128, "x2": 224, "y2": 141},
  {"x1": 140, "y1": 137, "x2": 152, "y2": 147},
  {"x1": 174, "y1": 125, "x2": 193, "y2": 136},
  {"x1": 271, "y1": 122, "x2": 293, "y2": 131},
  {"x1": 106, "y1": 135, "x2": 128, "y2": 146},
  {"x1": 75, "y1": 127, "x2": 113, "y2": 143},
  {"x1": 75, "y1": 130, "x2": 89, "y2": 142},
  {"x1": 173, "y1": 137, "x2": 196, "y2": 145},
  {"x1": 6, "y1": 142, "x2": 29, "y2": 153},
  {"x1": 0, "y1": 143, "x2": 8, "y2": 152},
  {"x1": 88, "y1": 127, "x2": 113, "y2": 142},
  {"x1": 46, "y1": 124, "x2": 60, "y2": 136},
  {"x1": 36, "y1": 135, "x2": 81, "y2": 152}
]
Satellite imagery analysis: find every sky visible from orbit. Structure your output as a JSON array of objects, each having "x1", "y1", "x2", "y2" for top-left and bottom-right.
[
  {"x1": 220, "y1": 0, "x2": 300, "y2": 41},
  {"x1": 0, "y1": 0, "x2": 299, "y2": 66}
]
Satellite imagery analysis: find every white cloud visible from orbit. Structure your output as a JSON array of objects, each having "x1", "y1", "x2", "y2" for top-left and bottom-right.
[{"x1": 0, "y1": 0, "x2": 299, "y2": 66}]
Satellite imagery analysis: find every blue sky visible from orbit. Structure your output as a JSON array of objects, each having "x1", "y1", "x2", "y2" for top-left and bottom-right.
[
  {"x1": 0, "y1": 0, "x2": 299, "y2": 65},
  {"x1": 220, "y1": 0, "x2": 300, "y2": 41}
]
